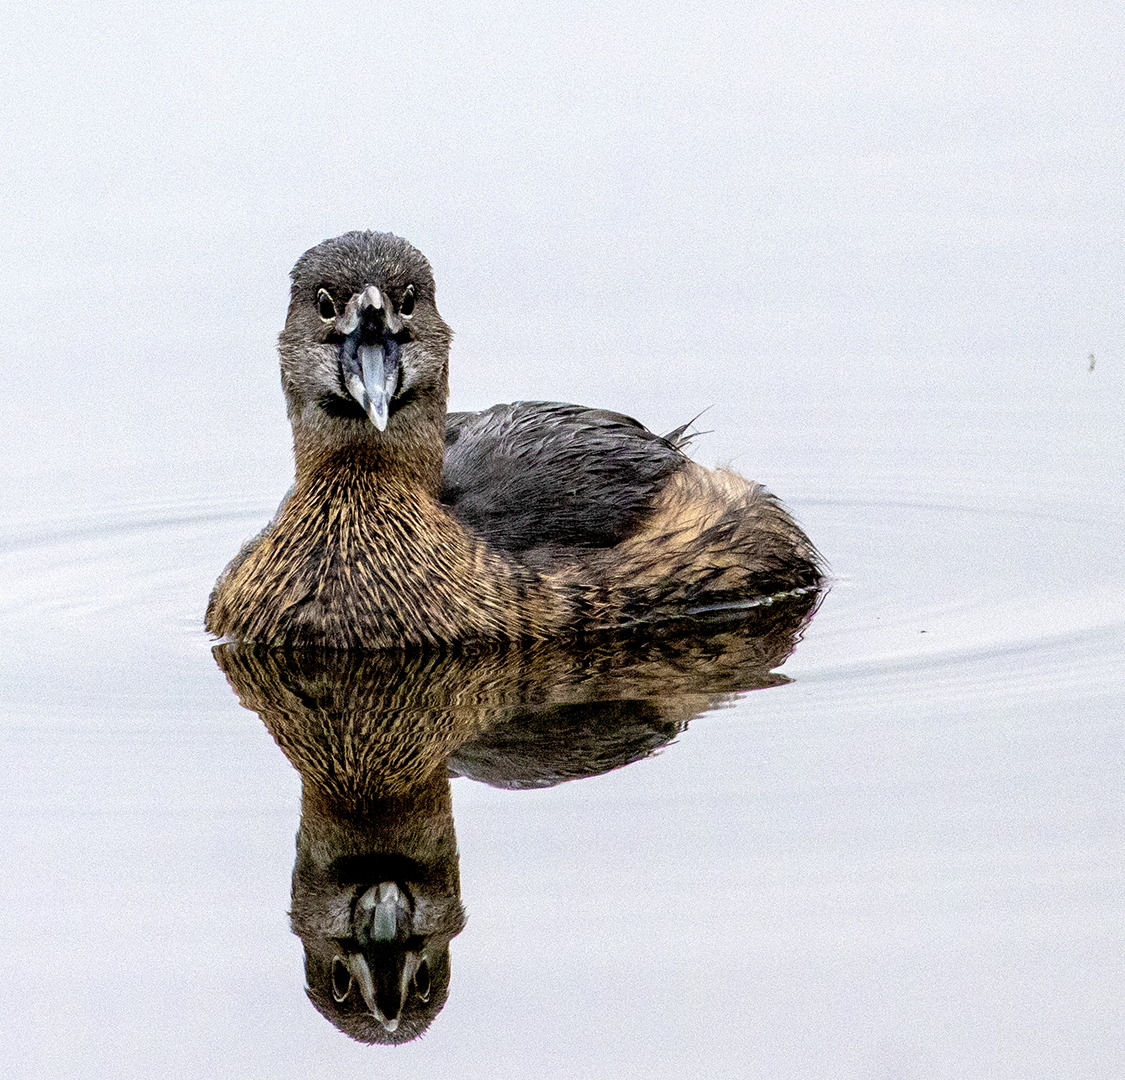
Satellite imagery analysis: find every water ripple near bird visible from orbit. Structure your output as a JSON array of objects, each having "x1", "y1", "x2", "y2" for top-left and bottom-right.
[{"x1": 1, "y1": 486, "x2": 1121, "y2": 713}]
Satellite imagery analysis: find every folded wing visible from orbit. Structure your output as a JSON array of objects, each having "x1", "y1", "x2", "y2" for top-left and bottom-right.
[{"x1": 442, "y1": 401, "x2": 690, "y2": 554}]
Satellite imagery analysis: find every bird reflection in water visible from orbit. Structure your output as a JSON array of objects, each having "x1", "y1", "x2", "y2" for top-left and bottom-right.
[{"x1": 213, "y1": 591, "x2": 821, "y2": 1044}]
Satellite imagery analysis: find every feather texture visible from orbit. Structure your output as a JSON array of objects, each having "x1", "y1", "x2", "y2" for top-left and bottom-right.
[{"x1": 205, "y1": 232, "x2": 824, "y2": 648}]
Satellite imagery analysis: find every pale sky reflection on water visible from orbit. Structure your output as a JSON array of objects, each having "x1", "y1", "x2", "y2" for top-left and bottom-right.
[{"x1": 1, "y1": 3, "x2": 1123, "y2": 1078}]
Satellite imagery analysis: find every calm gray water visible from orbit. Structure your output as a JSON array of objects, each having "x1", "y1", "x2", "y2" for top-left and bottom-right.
[
  {"x1": 2, "y1": 3, "x2": 1123, "y2": 1077},
  {"x1": 2, "y1": 363, "x2": 1121, "y2": 1078}
]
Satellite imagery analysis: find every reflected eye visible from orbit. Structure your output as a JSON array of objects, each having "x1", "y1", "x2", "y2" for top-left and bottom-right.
[
  {"x1": 317, "y1": 289, "x2": 337, "y2": 322},
  {"x1": 401, "y1": 285, "x2": 415, "y2": 319},
  {"x1": 331, "y1": 957, "x2": 353, "y2": 1003},
  {"x1": 414, "y1": 959, "x2": 431, "y2": 1002}
]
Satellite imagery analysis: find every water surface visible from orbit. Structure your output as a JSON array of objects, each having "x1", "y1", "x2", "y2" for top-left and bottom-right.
[
  {"x1": 2, "y1": 3, "x2": 1123, "y2": 1075},
  {"x1": 1, "y1": 360, "x2": 1121, "y2": 1079}
]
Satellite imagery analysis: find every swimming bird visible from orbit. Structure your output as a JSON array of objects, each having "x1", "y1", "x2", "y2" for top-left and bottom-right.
[{"x1": 205, "y1": 231, "x2": 822, "y2": 649}]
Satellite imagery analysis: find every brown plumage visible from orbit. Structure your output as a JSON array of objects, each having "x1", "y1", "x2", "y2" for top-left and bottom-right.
[{"x1": 205, "y1": 231, "x2": 822, "y2": 648}]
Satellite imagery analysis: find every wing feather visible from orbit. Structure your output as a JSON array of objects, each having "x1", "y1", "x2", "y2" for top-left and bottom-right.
[{"x1": 442, "y1": 401, "x2": 688, "y2": 553}]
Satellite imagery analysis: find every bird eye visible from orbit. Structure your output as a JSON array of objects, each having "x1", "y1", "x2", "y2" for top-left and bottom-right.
[
  {"x1": 317, "y1": 289, "x2": 337, "y2": 322},
  {"x1": 401, "y1": 285, "x2": 415, "y2": 319},
  {"x1": 331, "y1": 957, "x2": 353, "y2": 1003},
  {"x1": 414, "y1": 959, "x2": 431, "y2": 1002}
]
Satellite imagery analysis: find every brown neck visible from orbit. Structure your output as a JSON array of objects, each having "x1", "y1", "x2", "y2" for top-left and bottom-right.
[{"x1": 290, "y1": 393, "x2": 447, "y2": 500}]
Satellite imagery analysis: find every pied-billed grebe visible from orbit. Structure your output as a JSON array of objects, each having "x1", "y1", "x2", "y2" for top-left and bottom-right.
[{"x1": 205, "y1": 231, "x2": 822, "y2": 648}]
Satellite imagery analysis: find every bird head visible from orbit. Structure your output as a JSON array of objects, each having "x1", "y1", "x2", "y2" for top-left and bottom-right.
[
  {"x1": 297, "y1": 868, "x2": 464, "y2": 1045},
  {"x1": 278, "y1": 231, "x2": 452, "y2": 455}
]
